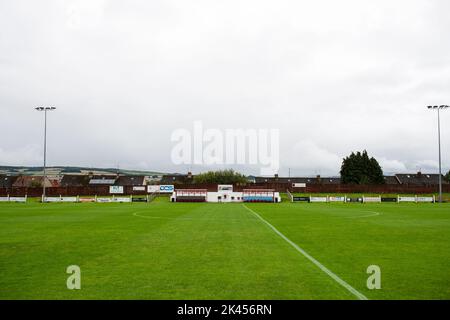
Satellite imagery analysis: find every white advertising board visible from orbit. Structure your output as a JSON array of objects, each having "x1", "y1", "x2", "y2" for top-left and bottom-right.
[
  {"x1": 133, "y1": 186, "x2": 146, "y2": 191},
  {"x1": 363, "y1": 197, "x2": 381, "y2": 203},
  {"x1": 218, "y1": 185, "x2": 233, "y2": 192},
  {"x1": 416, "y1": 197, "x2": 434, "y2": 203},
  {"x1": 147, "y1": 185, "x2": 160, "y2": 193},
  {"x1": 0, "y1": 196, "x2": 27, "y2": 202},
  {"x1": 159, "y1": 185, "x2": 174, "y2": 193},
  {"x1": 328, "y1": 196, "x2": 345, "y2": 202},
  {"x1": 310, "y1": 197, "x2": 328, "y2": 203},
  {"x1": 60, "y1": 197, "x2": 78, "y2": 202},
  {"x1": 112, "y1": 197, "x2": 132, "y2": 203},
  {"x1": 398, "y1": 197, "x2": 416, "y2": 202},
  {"x1": 148, "y1": 185, "x2": 175, "y2": 193},
  {"x1": 96, "y1": 198, "x2": 112, "y2": 203},
  {"x1": 44, "y1": 197, "x2": 62, "y2": 202},
  {"x1": 292, "y1": 183, "x2": 306, "y2": 188},
  {"x1": 9, "y1": 197, "x2": 27, "y2": 202},
  {"x1": 109, "y1": 186, "x2": 124, "y2": 194}
]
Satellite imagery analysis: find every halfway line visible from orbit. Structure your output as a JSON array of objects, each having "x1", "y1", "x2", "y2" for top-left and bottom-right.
[{"x1": 242, "y1": 204, "x2": 368, "y2": 300}]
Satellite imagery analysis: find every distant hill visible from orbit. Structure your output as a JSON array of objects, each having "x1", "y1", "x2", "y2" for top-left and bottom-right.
[{"x1": 0, "y1": 166, "x2": 165, "y2": 177}]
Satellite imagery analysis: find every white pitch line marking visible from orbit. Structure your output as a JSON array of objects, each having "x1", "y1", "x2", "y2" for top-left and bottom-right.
[
  {"x1": 346, "y1": 211, "x2": 381, "y2": 219},
  {"x1": 133, "y1": 212, "x2": 171, "y2": 220},
  {"x1": 242, "y1": 204, "x2": 368, "y2": 300},
  {"x1": 133, "y1": 212, "x2": 205, "y2": 221}
]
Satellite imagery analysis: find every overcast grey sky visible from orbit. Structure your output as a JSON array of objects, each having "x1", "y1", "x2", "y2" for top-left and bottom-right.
[{"x1": 1, "y1": 0, "x2": 449, "y2": 176}]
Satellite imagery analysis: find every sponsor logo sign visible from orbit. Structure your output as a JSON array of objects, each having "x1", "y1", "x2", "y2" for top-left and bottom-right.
[
  {"x1": 159, "y1": 185, "x2": 174, "y2": 193},
  {"x1": 398, "y1": 197, "x2": 416, "y2": 202},
  {"x1": 218, "y1": 185, "x2": 233, "y2": 192},
  {"x1": 417, "y1": 197, "x2": 434, "y2": 203},
  {"x1": 347, "y1": 197, "x2": 363, "y2": 203},
  {"x1": 9, "y1": 197, "x2": 27, "y2": 202},
  {"x1": 292, "y1": 183, "x2": 306, "y2": 188},
  {"x1": 310, "y1": 197, "x2": 328, "y2": 203},
  {"x1": 133, "y1": 186, "x2": 146, "y2": 191},
  {"x1": 328, "y1": 196, "x2": 345, "y2": 202},
  {"x1": 109, "y1": 186, "x2": 124, "y2": 194},
  {"x1": 112, "y1": 197, "x2": 131, "y2": 203},
  {"x1": 147, "y1": 185, "x2": 160, "y2": 193},
  {"x1": 148, "y1": 185, "x2": 175, "y2": 193},
  {"x1": 292, "y1": 196, "x2": 309, "y2": 202},
  {"x1": 363, "y1": 197, "x2": 381, "y2": 203},
  {"x1": 44, "y1": 197, "x2": 62, "y2": 202}
]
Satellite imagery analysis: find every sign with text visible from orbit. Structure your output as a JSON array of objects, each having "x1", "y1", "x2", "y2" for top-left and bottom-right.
[
  {"x1": 109, "y1": 186, "x2": 124, "y2": 194},
  {"x1": 292, "y1": 196, "x2": 309, "y2": 202},
  {"x1": 147, "y1": 185, "x2": 175, "y2": 193},
  {"x1": 292, "y1": 183, "x2": 306, "y2": 188},
  {"x1": 328, "y1": 196, "x2": 345, "y2": 202},
  {"x1": 159, "y1": 185, "x2": 174, "y2": 193}
]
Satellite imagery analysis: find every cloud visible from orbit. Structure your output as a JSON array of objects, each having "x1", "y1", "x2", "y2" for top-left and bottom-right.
[
  {"x1": 65, "y1": 0, "x2": 107, "y2": 30},
  {"x1": 411, "y1": 159, "x2": 440, "y2": 172},
  {"x1": 0, "y1": 145, "x2": 42, "y2": 166},
  {"x1": 284, "y1": 140, "x2": 342, "y2": 176},
  {"x1": 0, "y1": 1, "x2": 449, "y2": 174},
  {"x1": 377, "y1": 157, "x2": 408, "y2": 174}
]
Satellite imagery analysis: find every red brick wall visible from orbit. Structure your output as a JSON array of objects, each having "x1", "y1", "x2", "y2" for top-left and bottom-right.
[{"x1": 0, "y1": 183, "x2": 448, "y2": 196}]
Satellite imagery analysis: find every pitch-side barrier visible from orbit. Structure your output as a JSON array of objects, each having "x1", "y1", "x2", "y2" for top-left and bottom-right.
[
  {"x1": 0, "y1": 195, "x2": 27, "y2": 203},
  {"x1": 40, "y1": 195, "x2": 152, "y2": 203},
  {"x1": 291, "y1": 195, "x2": 436, "y2": 203}
]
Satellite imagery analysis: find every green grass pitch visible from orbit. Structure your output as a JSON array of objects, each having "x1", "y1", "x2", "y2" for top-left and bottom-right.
[{"x1": 0, "y1": 197, "x2": 449, "y2": 300}]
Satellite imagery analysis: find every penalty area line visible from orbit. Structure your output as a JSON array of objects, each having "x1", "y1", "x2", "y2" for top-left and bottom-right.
[{"x1": 242, "y1": 204, "x2": 368, "y2": 300}]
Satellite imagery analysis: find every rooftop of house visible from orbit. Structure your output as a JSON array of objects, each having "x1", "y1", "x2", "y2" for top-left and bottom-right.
[
  {"x1": 115, "y1": 176, "x2": 146, "y2": 186},
  {"x1": 383, "y1": 176, "x2": 401, "y2": 185},
  {"x1": 395, "y1": 173, "x2": 447, "y2": 185},
  {"x1": 89, "y1": 176, "x2": 117, "y2": 185},
  {"x1": 60, "y1": 175, "x2": 91, "y2": 187},
  {"x1": 255, "y1": 176, "x2": 341, "y2": 184}
]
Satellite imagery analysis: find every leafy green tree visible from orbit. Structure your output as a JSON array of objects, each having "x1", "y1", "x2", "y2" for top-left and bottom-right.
[
  {"x1": 30, "y1": 180, "x2": 43, "y2": 188},
  {"x1": 340, "y1": 150, "x2": 384, "y2": 184},
  {"x1": 445, "y1": 169, "x2": 450, "y2": 183},
  {"x1": 193, "y1": 170, "x2": 248, "y2": 184}
]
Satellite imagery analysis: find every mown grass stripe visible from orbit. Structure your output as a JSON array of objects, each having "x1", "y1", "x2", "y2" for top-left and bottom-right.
[{"x1": 242, "y1": 204, "x2": 368, "y2": 300}]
